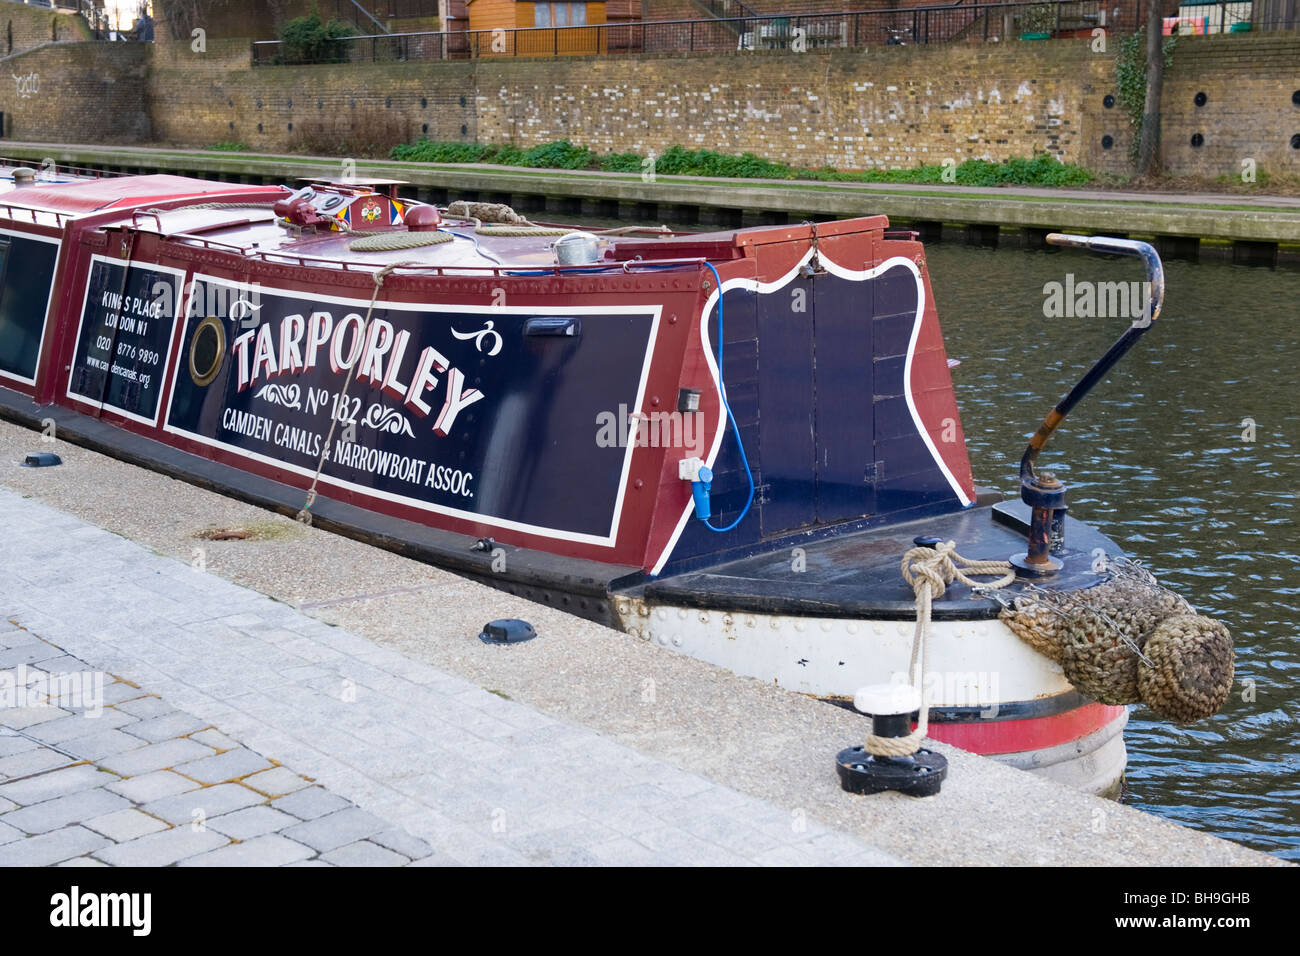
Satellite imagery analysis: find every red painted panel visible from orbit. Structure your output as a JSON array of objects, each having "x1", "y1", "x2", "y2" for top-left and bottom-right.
[{"x1": 927, "y1": 702, "x2": 1126, "y2": 755}]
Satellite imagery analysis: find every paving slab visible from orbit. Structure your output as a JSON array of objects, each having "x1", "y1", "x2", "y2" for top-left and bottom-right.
[
  {"x1": 0, "y1": 734, "x2": 38, "y2": 758},
  {"x1": 208, "y1": 805, "x2": 298, "y2": 840},
  {"x1": 0, "y1": 748, "x2": 73, "y2": 780},
  {"x1": 0, "y1": 787, "x2": 129, "y2": 835},
  {"x1": 272, "y1": 787, "x2": 353, "y2": 822},
  {"x1": 320, "y1": 840, "x2": 409, "y2": 867},
  {"x1": 83, "y1": 808, "x2": 171, "y2": 842},
  {"x1": 0, "y1": 825, "x2": 110, "y2": 866},
  {"x1": 242, "y1": 767, "x2": 311, "y2": 798},
  {"x1": 126, "y1": 712, "x2": 212, "y2": 743},
  {"x1": 189, "y1": 728, "x2": 239, "y2": 752},
  {"x1": 178, "y1": 834, "x2": 316, "y2": 867},
  {"x1": 0, "y1": 764, "x2": 116, "y2": 807},
  {"x1": 281, "y1": 807, "x2": 388, "y2": 853},
  {"x1": 22, "y1": 710, "x2": 137, "y2": 744},
  {"x1": 173, "y1": 748, "x2": 274, "y2": 784},
  {"x1": 58, "y1": 729, "x2": 151, "y2": 762},
  {"x1": 141, "y1": 783, "x2": 266, "y2": 827},
  {"x1": 97, "y1": 739, "x2": 216, "y2": 778},
  {"x1": 105, "y1": 770, "x2": 200, "y2": 804},
  {"x1": 93, "y1": 827, "x2": 230, "y2": 867}
]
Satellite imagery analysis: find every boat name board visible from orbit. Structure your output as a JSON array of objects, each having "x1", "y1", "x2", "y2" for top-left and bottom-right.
[{"x1": 160, "y1": 275, "x2": 659, "y2": 545}]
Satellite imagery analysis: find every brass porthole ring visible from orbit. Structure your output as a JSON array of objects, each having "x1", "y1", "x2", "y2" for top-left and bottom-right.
[{"x1": 189, "y1": 316, "x2": 226, "y2": 387}]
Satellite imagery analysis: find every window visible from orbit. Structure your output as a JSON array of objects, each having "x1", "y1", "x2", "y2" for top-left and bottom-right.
[{"x1": 535, "y1": 2, "x2": 586, "y2": 27}]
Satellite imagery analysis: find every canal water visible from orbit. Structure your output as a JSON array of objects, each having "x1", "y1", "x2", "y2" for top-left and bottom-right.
[{"x1": 927, "y1": 243, "x2": 1300, "y2": 860}]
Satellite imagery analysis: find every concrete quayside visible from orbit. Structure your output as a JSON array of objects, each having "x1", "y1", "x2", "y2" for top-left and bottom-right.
[{"x1": 0, "y1": 420, "x2": 1282, "y2": 867}]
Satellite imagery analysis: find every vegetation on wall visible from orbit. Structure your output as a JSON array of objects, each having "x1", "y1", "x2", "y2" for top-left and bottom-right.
[
  {"x1": 289, "y1": 112, "x2": 409, "y2": 158},
  {"x1": 389, "y1": 138, "x2": 1094, "y2": 186},
  {"x1": 278, "y1": 9, "x2": 358, "y2": 64},
  {"x1": 1115, "y1": 26, "x2": 1176, "y2": 163}
]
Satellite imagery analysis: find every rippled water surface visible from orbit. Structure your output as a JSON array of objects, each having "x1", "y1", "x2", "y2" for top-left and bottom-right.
[{"x1": 926, "y1": 242, "x2": 1300, "y2": 859}]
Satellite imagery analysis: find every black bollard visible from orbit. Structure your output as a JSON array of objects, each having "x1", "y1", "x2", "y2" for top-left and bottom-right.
[{"x1": 836, "y1": 684, "x2": 948, "y2": 798}]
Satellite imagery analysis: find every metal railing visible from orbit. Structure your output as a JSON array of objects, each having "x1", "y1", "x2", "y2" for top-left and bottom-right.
[
  {"x1": 318, "y1": 0, "x2": 441, "y2": 28},
  {"x1": 251, "y1": 0, "x2": 1299, "y2": 65},
  {"x1": 696, "y1": 0, "x2": 760, "y2": 21}
]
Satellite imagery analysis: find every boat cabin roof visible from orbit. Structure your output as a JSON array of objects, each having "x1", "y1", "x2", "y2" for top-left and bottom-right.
[
  {"x1": 0, "y1": 172, "x2": 283, "y2": 215},
  {"x1": 0, "y1": 170, "x2": 891, "y2": 276}
]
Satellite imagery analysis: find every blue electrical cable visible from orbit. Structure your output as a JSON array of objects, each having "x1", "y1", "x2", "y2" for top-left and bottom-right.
[
  {"x1": 441, "y1": 229, "x2": 503, "y2": 265},
  {"x1": 701, "y1": 261, "x2": 754, "y2": 533}
]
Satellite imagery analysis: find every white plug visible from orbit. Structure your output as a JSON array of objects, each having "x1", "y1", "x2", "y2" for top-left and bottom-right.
[{"x1": 679, "y1": 457, "x2": 707, "y2": 482}]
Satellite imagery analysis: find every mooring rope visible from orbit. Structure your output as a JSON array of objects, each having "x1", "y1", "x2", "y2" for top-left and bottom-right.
[
  {"x1": 296, "y1": 261, "x2": 411, "y2": 525},
  {"x1": 475, "y1": 223, "x2": 571, "y2": 237},
  {"x1": 864, "y1": 542, "x2": 1016, "y2": 758},
  {"x1": 348, "y1": 230, "x2": 453, "y2": 252}
]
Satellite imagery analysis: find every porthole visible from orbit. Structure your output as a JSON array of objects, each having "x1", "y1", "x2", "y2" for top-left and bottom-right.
[
  {"x1": 1103, "y1": 94, "x2": 1115, "y2": 109},
  {"x1": 1191, "y1": 133, "x2": 1204, "y2": 148},
  {"x1": 1194, "y1": 91, "x2": 1207, "y2": 107},
  {"x1": 1101, "y1": 135, "x2": 1114, "y2": 150},
  {"x1": 189, "y1": 317, "x2": 226, "y2": 387}
]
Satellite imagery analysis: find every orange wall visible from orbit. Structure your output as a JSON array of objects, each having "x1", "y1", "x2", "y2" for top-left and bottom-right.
[{"x1": 468, "y1": 0, "x2": 608, "y2": 54}]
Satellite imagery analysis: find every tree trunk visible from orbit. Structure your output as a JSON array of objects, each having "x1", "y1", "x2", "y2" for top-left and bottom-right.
[{"x1": 1135, "y1": 0, "x2": 1166, "y2": 178}]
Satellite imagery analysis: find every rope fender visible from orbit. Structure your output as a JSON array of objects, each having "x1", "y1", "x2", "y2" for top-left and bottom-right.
[{"x1": 997, "y1": 558, "x2": 1234, "y2": 723}]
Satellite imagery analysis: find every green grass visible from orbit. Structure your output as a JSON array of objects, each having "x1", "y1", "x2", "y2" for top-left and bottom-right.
[
  {"x1": 391, "y1": 138, "x2": 1095, "y2": 187},
  {"x1": 8, "y1": 143, "x2": 1292, "y2": 213},
  {"x1": 204, "y1": 142, "x2": 251, "y2": 152},
  {"x1": 390, "y1": 138, "x2": 596, "y2": 169}
]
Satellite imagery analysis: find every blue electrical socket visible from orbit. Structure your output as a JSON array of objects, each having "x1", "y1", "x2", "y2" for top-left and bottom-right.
[{"x1": 691, "y1": 466, "x2": 713, "y2": 521}]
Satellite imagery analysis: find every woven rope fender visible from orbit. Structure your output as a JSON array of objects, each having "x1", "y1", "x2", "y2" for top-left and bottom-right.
[
  {"x1": 1138, "y1": 613, "x2": 1235, "y2": 722},
  {"x1": 445, "y1": 200, "x2": 528, "y2": 224},
  {"x1": 997, "y1": 562, "x2": 1234, "y2": 722},
  {"x1": 1060, "y1": 579, "x2": 1189, "y2": 704}
]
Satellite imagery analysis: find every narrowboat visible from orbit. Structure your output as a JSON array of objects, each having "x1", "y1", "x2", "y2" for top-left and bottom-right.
[{"x1": 0, "y1": 165, "x2": 1183, "y2": 795}]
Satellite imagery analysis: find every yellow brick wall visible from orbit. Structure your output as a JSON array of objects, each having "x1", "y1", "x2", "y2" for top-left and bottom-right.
[{"x1": 3, "y1": 31, "x2": 1297, "y2": 182}]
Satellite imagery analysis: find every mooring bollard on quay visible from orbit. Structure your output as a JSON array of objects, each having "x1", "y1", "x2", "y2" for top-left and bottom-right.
[{"x1": 836, "y1": 684, "x2": 948, "y2": 798}]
